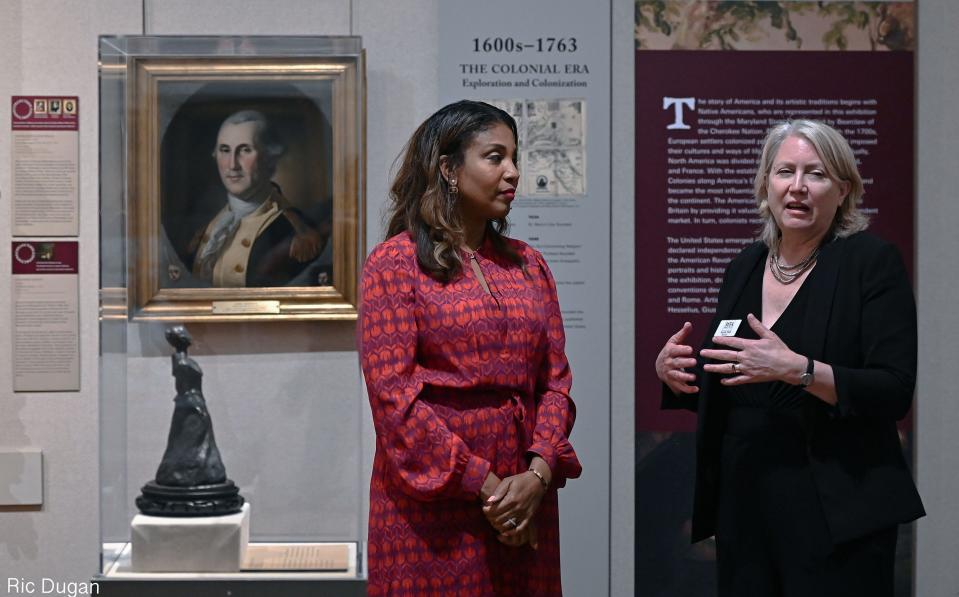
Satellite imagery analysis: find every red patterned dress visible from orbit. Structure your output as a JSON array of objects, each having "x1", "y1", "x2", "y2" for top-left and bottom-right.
[{"x1": 360, "y1": 232, "x2": 581, "y2": 596}]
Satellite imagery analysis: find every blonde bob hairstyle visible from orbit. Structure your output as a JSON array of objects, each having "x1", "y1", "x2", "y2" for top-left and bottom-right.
[{"x1": 753, "y1": 119, "x2": 868, "y2": 251}]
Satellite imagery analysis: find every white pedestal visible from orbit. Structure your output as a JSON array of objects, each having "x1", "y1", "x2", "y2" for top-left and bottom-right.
[{"x1": 131, "y1": 502, "x2": 250, "y2": 572}]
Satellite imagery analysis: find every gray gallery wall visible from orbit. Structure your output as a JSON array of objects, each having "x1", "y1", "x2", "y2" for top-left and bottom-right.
[
  {"x1": 1, "y1": 1, "x2": 958, "y2": 596},
  {"x1": 0, "y1": 0, "x2": 142, "y2": 588},
  {"x1": 610, "y1": 0, "x2": 636, "y2": 593},
  {"x1": 915, "y1": 2, "x2": 959, "y2": 595}
]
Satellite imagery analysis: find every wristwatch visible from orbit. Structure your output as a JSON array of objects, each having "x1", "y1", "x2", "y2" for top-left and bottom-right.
[{"x1": 799, "y1": 357, "x2": 815, "y2": 387}]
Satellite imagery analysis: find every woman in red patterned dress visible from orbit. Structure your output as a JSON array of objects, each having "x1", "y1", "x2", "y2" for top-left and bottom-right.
[{"x1": 359, "y1": 100, "x2": 581, "y2": 596}]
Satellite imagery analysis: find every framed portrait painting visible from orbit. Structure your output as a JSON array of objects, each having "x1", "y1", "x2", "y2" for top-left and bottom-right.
[{"x1": 103, "y1": 37, "x2": 365, "y2": 321}]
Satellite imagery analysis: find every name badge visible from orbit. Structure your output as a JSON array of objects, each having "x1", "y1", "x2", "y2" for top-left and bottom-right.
[{"x1": 715, "y1": 319, "x2": 742, "y2": 337}]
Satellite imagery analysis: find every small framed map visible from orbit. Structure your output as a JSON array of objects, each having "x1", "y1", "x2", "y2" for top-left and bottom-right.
[{"x1": 485, "y1": 98, "x2": 587, "y2": 197}]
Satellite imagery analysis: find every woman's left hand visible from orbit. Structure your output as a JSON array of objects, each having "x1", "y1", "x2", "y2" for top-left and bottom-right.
[
  {"x1": 482, "y1": 471, "x2": 546, "y2": 537},
  {"x1": 496, "y1": 518, "x2": 539, "y2": 549},
  {"x1": 700, "y1": 313, "x2": 805, "y2": 385}
]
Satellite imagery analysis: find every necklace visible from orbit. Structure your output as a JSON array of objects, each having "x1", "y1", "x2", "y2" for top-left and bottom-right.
[
  {"x1": 462, "y1": 242, "x2": 483, "y2": 260},
  {"x1": 768, "y1": 247, "x2": 819, "y2": 284}
]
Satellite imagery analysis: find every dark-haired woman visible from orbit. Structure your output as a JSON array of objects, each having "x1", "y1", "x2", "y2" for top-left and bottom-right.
[{"x1": 360, "y1": 100, "x2": 581, "y2": 596}]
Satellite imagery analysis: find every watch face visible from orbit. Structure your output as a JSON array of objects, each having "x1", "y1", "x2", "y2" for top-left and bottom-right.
[{"x1": 800, "y1": 373, "x2": 813, "y2": 387}]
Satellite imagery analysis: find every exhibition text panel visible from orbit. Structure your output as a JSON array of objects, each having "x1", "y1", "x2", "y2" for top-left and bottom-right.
[
  {"x1": 10, "y1": 96, "x2": 79, "y2": 236},
  {"x1": 11, "y1": 241, "x2": 80, "y2": 392},
  {"x1": 635, "y1": 50, "x2": 913, "y2": 432}
]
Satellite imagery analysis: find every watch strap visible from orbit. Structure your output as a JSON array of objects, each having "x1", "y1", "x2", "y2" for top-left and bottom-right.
[{"x1": 800, "y1": 356, "x2": 815, "y2": 387}]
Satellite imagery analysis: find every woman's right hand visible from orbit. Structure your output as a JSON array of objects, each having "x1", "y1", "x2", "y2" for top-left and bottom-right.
[
  {"x1": 480, "y1": 472, "x2": 538, "y2": 548},
  {"x1": 655, "y1": 322, "x2": 699, "y2": 395}
]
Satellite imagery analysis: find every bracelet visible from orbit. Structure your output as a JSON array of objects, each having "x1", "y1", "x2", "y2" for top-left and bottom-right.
[{"x1": 527, "y1": 467, "x2": 549, "y2": 490}]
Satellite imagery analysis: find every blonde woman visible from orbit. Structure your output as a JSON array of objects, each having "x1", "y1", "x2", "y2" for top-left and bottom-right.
[{"x1": 656, "y1": 120, "x2": 923, "y2": 596}]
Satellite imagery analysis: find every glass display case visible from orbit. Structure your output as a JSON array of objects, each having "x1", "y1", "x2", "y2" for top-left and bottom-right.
[{"x1": 97, "y1": 35, "x2": 366, "y2": 596}]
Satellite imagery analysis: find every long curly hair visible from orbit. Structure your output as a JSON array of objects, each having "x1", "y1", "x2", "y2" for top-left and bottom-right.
[{"x1": 386, "y1": 100, "x2": 522, "y2": 282}]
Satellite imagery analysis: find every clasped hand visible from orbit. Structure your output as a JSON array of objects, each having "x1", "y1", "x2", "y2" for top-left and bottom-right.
[
  {"x1": 700, "y1": 313, "x2": 804, "y2": 385},
  {"x1": 481, "y1": 471, "x2": 546, "y2": 549}
]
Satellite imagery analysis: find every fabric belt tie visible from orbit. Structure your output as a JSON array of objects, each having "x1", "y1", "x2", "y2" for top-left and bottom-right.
[
  {"x1": 509, "y1": 391, "x2": 527, "y2": 424},
  {"x1": 505, "y1": 391, "x2": 529, "y2": 471}
]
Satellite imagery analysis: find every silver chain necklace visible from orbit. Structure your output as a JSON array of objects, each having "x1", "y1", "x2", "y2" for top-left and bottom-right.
[{"x1": 768, "y1": 247, "x2": 819, "y2": 284}]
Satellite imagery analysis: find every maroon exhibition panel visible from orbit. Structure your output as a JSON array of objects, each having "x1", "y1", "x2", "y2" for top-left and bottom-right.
[
  {"x1": 12, "y1": 241, "x2": 79, "y2": 274},
  {"x1": 11, "y1": 96, "x2": 79, "y2": 131},
  {"x1": 636, "y1": 50, "x2": 914, "y2": 432}
]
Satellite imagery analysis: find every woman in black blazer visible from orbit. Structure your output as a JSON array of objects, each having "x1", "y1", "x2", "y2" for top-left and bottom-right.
[{"x1": 655, "y1": 119, "x2": 924, "y2": 597}]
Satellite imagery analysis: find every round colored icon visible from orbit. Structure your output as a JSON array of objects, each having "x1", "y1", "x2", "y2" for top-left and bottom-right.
[
  {"x1": 14, "y1": 243, "x2": 37, "y2": 265},
  {"x1": 12, "y1": 98, "x2": 33, "y2": 120}
]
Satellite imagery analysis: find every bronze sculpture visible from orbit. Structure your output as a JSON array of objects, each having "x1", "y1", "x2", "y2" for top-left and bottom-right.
[{"x1": 136, "y1": 326, "x2": 244, "y2": 516}]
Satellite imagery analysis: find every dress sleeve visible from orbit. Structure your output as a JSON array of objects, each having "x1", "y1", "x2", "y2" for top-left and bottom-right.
[
  {"x1": 360, "y1": 243, "x2": 491, "y2": 501},
  {"x1": 526, "y1": 251, "x2": 582, "y2": 486},
  {"x1": 832, "y1": 241, "x2": 917, "y2": 420}
]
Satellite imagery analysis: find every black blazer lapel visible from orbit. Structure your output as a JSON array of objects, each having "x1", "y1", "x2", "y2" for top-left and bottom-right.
[
  {"x1": 690, "y1": 241, "x2": 765, "y2": 542},
  {"x1": 711, "y1": 242, "x2": 766, "y2": 326},
  {"x1": 799, "y1": 237, "x2": 844, "y2": 361},
  {"x1": 698, "y1": 242, "x2": 764, "y2": 420}
]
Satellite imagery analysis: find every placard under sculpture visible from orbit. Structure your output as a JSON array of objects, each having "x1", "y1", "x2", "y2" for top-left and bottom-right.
[{"x1": 136, "y1": 326, "x2": 244, "y2": 516}]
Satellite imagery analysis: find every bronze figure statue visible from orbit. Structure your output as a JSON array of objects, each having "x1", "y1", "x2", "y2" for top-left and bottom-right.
[{"x1": 136, "y1": 326, "x2": 244, "y2": 516}]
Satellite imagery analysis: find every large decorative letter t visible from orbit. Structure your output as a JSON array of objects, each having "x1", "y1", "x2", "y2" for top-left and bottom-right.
[{"x1": 663, "y1": 97, "x2": 695, "y2": 130}]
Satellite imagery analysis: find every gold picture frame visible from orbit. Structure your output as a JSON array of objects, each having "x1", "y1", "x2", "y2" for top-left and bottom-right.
[{"x1": 122, "y1": 51, "x2": 364, "y2": 322}]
